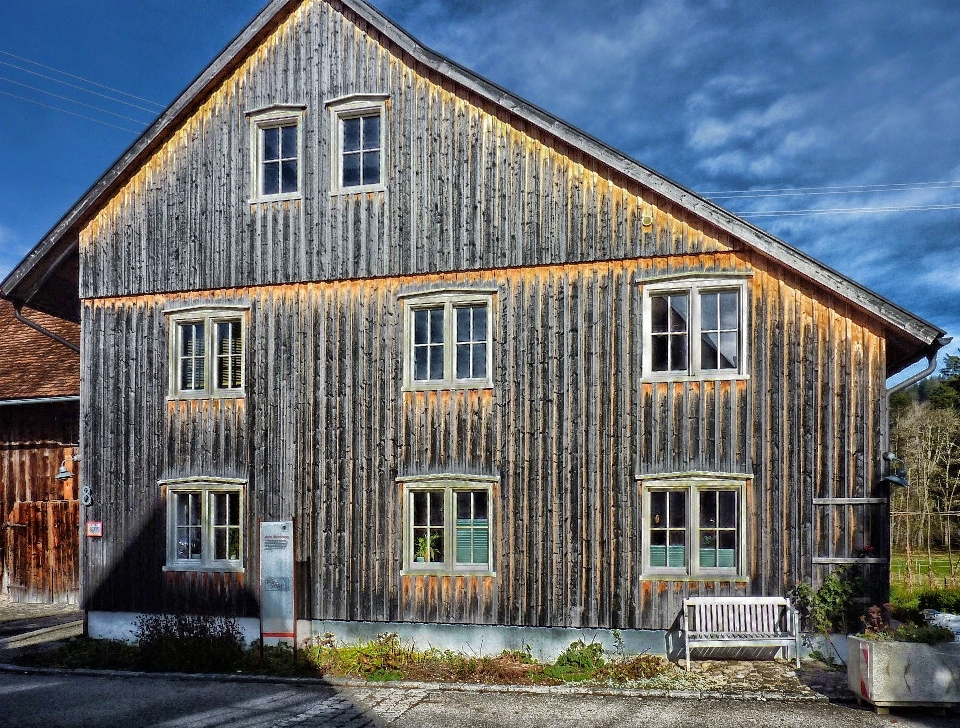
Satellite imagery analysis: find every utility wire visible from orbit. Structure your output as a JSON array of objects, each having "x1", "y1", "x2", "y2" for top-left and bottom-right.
[
  {"x1": 0, "y1": 59, "x2": 160, "y2": 115},
  {"x1": 0, "y1": 75, "x2": 149, "y2": 125},
  {"x1": 738, "y1": 203, "x2": 960, "y2": 217},
  {"x1": 0, "y1": 89, "x2": 140, "y2": 133},
  {"x1": 706, "y1": 180, "x2": 960, "y2": 198},
  {"x1": 0, "y1": 49, "x2": 164, "y2": 110}
]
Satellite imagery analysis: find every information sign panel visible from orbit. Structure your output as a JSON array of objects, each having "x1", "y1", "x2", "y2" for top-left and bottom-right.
[{"x1": 260, "y1": 521, "x2": 295, "y2": 644}]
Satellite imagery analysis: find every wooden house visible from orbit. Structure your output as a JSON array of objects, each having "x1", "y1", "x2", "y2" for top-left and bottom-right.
[
  {"x1": 1, "y1": 0, "x2": 946, "y2": 647},
  {"x1": 0, "y1": 298, "x2": 80, "y2": 604}
]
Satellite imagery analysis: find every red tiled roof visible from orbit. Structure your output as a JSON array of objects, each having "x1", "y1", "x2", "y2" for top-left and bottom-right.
[{"x1": 0, "y1": 299, "x2": 79, "y2": 400}]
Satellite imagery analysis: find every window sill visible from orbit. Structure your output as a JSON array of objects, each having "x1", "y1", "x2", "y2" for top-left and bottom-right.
[
  {"x1": 402, "y1": 383, "x2": 494, "y2": 393},
  {"x1": 163, "y1": 563, "x2": 245, "y2": 573},
  {"x1": 401, "y1": 569, "x2": 497, "y2": 578},
  {"x1": 249, "y1": 193, "x2": 302, "y2": 204},
  {"x1": 640, "y1": 574, "x2": 747, "y2": 582},
  {"x1": 641, "y1": 373, "x2": 749, "y2": 383},
  {"x1": 167, "y1": 391, "x2": 245, "y2": 402},
  {"x1": 330, "y1": 184, "x2": 386, "y2": 196}
]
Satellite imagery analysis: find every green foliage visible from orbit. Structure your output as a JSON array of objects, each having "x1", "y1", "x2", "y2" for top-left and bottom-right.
[
  {"x1": 858, "y1": 605, "x2": 955, "y2": 644},
  {"x1": 927, "y1": 382, "x2": 960, "y2": 410},
  {"x1": 793, "y1": 565, "x2": 866, "y2": 634},
  {"x1": 542, "y1": 640, "x2": 606, "y2": 682},
  {"x1": 134, "y1": 613, "x2": 245, "y2": 673},
  {"x1": 917, "y1": 587, "x2": 960, "y2": 613}
]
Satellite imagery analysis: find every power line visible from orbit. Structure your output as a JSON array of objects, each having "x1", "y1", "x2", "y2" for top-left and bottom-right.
[
  {"x1": 0, "y1": 89, "x2": 140, "y2": 133},
  {"x1": 738, "y1": 203, "x2": 960, "y2": 217},
  {"x1": 706, "y1": 180, "x2": 960, "y2": 196},
  {"x1": 0, "y1": 49, "x2": 165, "y2": 110},
  {"x1": 709, "y1": 182, "x2": 960, "y2": 200},
  {"x1": 0, "y1": 59, "x2": 160, "y2": 115},
  {"x1": 0, "y1": 75, "x2": 149, "y2": 125}
]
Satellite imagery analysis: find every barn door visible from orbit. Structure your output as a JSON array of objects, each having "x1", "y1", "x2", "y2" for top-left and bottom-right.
[
  {"x1": 4, "y1": 499, "x2": 80, "y2": 604},
  {"x1": 811, "y1": 497, "x2": 888, "y2": 603}
]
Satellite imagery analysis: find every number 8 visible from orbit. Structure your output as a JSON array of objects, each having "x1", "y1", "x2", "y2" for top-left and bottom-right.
[{"x1": 80, "y1": 486, "x2": 93, "y2": 507}]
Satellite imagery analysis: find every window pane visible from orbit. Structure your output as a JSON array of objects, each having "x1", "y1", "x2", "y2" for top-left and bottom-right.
[
  {"x1": 719, "y1": 332, "x2": 738, "y2": 369},
  {"x1": 214, "y1": 493, "x2": 227, "y2": 526},
  {"x1": 456, "y1": 344, "x2": 471, "y2": 379},
  {"x1": 429, "y1": 344, "x2": 444, "y2": 380},
  {"x1": 473, "y1": 307, "x2": 487, "y2": 341},
  {"x1": 669, "y1": 295, "x2": 688, "y2": 332},
  {"x1": 472, "y1": 343, "x2": 487, "y2": 378},
  {"x1": 263, "y1": 127, "x2": 279, "y2": 161},
  {"x1": 228, "y1": 529, "x2": 241, "y2": 560},
  {"x1": 701, "y1": 332, "x2": 719, "y2": 370},
  {"x1": 281, "y1": 160, "x2": 298, "y2": 193},
  {"x1": 361, "y1": 115, "x2": 380, "y2": 150},
  {"x1": 414, "y1": 347, "x2": 428, "y2": 380},
  {"x1": 719, "y1": 292, "x2": 739, "y2": 330},
  {"x1": 668, "y1": 491, "x2": 686, "y2": 528},
  {"x1": 343, "y1": 117, "x2": 361, "y2": 152},
  {"x1": 456, "y1": 308, "x2": 471, "y2": 342},
  {"x1": 414, "y1": 309, "x2": 429, "y2": 345},
  {"x1": 215, "y1": 529, "x2": 227, "y2": 560},
  {"x1": 263, "y1": 162, "x2": 280, "y2": 195},
  {"x1": 429, "y1": 308, "x2": 445, "y2": 343},
  {"x1": 701, "y1": 293, "x2": 718, "y2": 330},
  {"x1": 342, "y1": 153, "x2": 360, "y2": 187},
  {"x1": 718, "y1": 491, "x2": 737, "y2": 528},
  {"x1": 669, "y1": 334, "x2": 687, "y2": 372},
  {"x1": 651, "y1": 335, "x2": 668, "y2": 372},
  {"x1": 651, "y1": 296, "x2": 668, "y2": 333},
  {"x1": 429, "y1": 491, "x2": 444, "y2": 526},
  {"x1": 413, "y1": 492, "x2": 428, "y2": 526},
  {"x1": 281, "y1": 125, "x2": 297, "y2": 158},
  {"x1": 474, "y1": 491, "x2": 488, "y2": 519},
  {"x1": 457, "y1": 492, "x2": 471, "y2": 520},
  {"x1": 700, "y1": 490, "x2": 717, "y2": 526},
  {"x1": 362, "y1": 150, "x2": 380, "y2": 185},
  {"x1": 650, "y1": 491, "x2": 666, "y2": 526}
]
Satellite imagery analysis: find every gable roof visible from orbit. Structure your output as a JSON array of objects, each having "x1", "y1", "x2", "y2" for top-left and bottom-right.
[
  {"x1": 1, "y1": 0, "x2": 945, "y2": 372},
  {"x1": 0, "y1": 299, "x2": 80, "y2": 401}
]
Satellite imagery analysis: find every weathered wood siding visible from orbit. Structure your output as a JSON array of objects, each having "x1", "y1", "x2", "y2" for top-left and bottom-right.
[
  {"x1": 79, "y1": 251, "x2": 886, "y2": 628},
  {"x1": 79, "y1": 0, "x2": 732, "y2": 300},
  {"x1": 0, "y1": 403, "x2": 80, "y2": 603}
]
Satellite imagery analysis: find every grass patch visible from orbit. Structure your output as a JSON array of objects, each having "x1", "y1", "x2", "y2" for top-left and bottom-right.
[
  {"x1": 16, "y1": 632, "x2": 699, "y2": 689},
  {"x1": 890, "y1": 550, "x2": 959, "y2": 587}
]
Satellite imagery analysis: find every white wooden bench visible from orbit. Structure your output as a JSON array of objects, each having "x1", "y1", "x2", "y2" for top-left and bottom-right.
[{"x1": 682, "y1": 596, "x2": 800, "y2": 670}]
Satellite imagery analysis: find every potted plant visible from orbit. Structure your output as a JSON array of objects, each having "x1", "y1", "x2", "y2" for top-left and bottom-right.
[
  {"x1": 414, "y1": 533, "x2": 440, "y2": 563},
  {"x1": 848, "y1": 605, "x2": 960, "y2": 713}
]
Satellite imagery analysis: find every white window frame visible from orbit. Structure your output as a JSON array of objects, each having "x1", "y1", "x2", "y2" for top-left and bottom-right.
[
  {"x1": 400, "y1": 289, "x2": 495, "y2": 391},
  {"x1": 162, "y1": 477, "x2": 245, "y2": 573},
  {"x1": 166, "y1": 306, "x2": 248, "y2": 399},
  {"x1": 641, "y1": 276, "x2": 750, "y2": 380},
  {"x1": 399, "y1": 474, "x2": 497, "y2": 576},
  {"x1": 326, "y1": 94, "x2": 388, "y2": 195},
  {"x1": 639, "y1": 473, "x2": 749, "y2": 580},
  {"x1": 247, "y1": 105, "x2": 306, "y2": 203}
]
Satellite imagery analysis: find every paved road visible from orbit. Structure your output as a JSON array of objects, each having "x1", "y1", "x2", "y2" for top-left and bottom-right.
[{"x1": 0, "y1": 671, "x2": 957, "y2": 728}]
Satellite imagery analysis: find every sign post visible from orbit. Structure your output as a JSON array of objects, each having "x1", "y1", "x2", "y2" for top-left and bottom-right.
[{"x1": 259, "y1": 521, "x2": 296, "y2": 656}]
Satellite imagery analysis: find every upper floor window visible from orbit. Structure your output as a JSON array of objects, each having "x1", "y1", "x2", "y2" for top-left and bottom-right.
[
  {"x1": 167, "y1": 307, "x2": 247, "y2": 398},
  {"x1": 401, "y1": 290, "x2": 495, "y2": 391},
  {"x1": 641, "y1": 277, "x2": 749, "y2": 379},
  {"x1": 327, "y1": 94, "x2": 388, "y2": 194},
  {"x1": 248, "y1": 105, "x2": 305, "y2": 202},
  {"x1": 640, "y1": 474, "x2": 748, "y2": 579}
]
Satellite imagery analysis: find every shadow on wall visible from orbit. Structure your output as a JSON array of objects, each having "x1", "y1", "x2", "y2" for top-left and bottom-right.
[{"x1": 84, "y1": 503, "x2": 259, "y2": 618}]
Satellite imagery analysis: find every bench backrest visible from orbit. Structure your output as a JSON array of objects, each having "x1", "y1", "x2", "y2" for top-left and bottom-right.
[{"x1": 684, "y1": 597, "x2": 794, "y2": 634}]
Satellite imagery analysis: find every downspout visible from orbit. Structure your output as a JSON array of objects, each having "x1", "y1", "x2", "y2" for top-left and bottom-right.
[
  {"x1": 884, "y1": 336, "x2": 952, "y2": 446},
  {"x1": 13, "y1": 302, "x2": 80, "y2": 354}
]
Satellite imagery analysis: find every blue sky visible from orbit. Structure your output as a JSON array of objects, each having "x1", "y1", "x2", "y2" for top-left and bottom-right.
[{"x1": 1, "y1": 0, "x2": 958, "y2": 369}]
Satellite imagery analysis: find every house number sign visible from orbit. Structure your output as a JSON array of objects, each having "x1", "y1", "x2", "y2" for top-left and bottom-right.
[
  {"x1": 80, "y1": 486, "x2": 93, "y2": 506},
  {"x1": 260, "y1": 521, "x2": 295, "y2": 645}
]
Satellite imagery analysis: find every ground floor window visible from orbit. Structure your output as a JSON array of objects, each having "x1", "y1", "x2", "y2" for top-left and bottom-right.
[
  {"x1": 162, "y1": 479, "x2": 245, "y2": 571},
  {"x1": 641, "y1": 474, "x2": 746, "y2": 578},
  {"x1": 402, "y1": 477, "x2": 495, "y2": 574}
]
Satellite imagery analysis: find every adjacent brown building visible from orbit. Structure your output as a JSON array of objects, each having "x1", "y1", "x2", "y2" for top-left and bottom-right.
[
  {"x1": 1, "y1": 0, "x2": 947, "y2": 645},
  {"x1": 0, "y1": 298, "x2": 80, "y2": 603}
]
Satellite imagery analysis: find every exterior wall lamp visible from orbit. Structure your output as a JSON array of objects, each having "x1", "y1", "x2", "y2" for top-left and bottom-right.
[
  {"x1": 55, "y1": 460, "x2": 74, "y2": 481},
  {"x1": 881, "y1": 451, "x2": 908, "y2": 488}
]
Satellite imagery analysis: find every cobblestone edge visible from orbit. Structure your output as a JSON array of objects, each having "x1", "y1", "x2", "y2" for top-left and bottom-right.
[{"x1": 0, "y1": 662, "x2": 828, "y2": 702}]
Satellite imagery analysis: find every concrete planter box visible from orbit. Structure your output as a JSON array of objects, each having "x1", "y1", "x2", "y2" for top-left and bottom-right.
[{"x1": 848, "y1": 635, "x2": 960, "y2": 712}]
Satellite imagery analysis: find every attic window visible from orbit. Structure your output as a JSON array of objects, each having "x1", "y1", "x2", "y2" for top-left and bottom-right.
[
  {"x1": 248, "y1": 106, "x2": 305, "y2": 202},
  {"x1": 327, "y1": 94, "x2": 388, "y2": 194}
]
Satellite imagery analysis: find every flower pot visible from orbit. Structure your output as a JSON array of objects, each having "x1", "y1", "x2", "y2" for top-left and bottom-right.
[{"x1": 847, "y1": 635, "x2": 960, "y2": 712}]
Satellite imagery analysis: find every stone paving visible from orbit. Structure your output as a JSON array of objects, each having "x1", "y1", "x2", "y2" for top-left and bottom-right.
[{"x1": 0, "y1": 592, "x2": 82, "y2": 638}]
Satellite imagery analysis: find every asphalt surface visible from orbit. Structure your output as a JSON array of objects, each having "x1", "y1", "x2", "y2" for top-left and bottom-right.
[{"x1": 0, "y1": 671, "x2": 957, "y2": 728}]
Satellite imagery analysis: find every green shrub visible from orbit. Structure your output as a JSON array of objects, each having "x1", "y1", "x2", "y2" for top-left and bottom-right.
[
  {"x1": 917, "y1": 587, "x2": 960, "y2": 613},
  {"x1": 135, "y1": 614, "x2": 245, "y2": 673},
  {"x1": 542, "y1": 640, "x2": 605, "y2": 682},
  {"x1": 793, "y1": 565, "x2": 865, "y2": 634}
]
